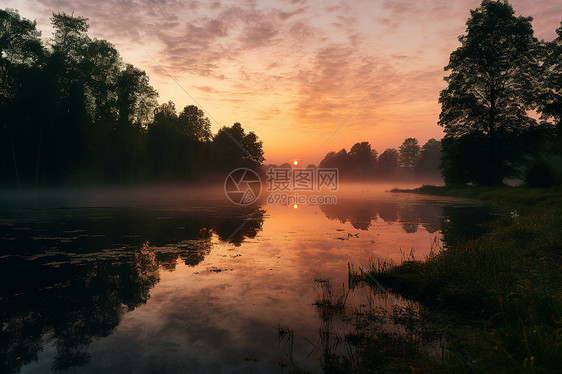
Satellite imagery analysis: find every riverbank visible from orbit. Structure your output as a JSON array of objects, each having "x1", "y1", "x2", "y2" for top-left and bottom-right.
[
  {"x1": 391, "y1": 184, "x2": 562, "y2": 208},
  {"x1": 360, "y1": 186, "x2": 562, "y2": 372}
]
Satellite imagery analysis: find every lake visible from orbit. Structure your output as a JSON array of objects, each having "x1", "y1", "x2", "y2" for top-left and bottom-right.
[{"x1": 0, "y1": 184, "x2": 496, "y2": 373}]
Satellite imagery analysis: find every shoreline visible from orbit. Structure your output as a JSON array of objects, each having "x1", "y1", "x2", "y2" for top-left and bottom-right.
[{"x1": 356, "y1": 185, "x2": 562, "y2": 372}]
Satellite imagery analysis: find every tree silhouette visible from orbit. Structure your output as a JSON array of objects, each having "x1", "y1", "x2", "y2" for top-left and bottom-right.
[
  {"x1": 349, "y1": 141, "x2": 377, "y2": 175},
  {"x1": 319, "y1": 148, "x2": 355, "y2": 177},
  {"x1": 438, "y1": 0, "x2": 541, "y2": 185},
  {"x1": 534, "y1": 22, "x2": 562, "y2": 153},
  {"x1": 0, "y1": 9, "x2": 46, "y2": 186},
  {"x1": 178, "y1": 105, "x2": 212, "y2": 142},
  {"x1": 212, "y1": 122, "x2": 265, "y2": 170},
  {"x1": 377, "y1": 148, "x2": 399, "y2": 174},
  {"x1": 415, "y1": 139, "x2": 442, "y2": 175},
  {"x1": 0, "y1": 9, "x2": 265, "y2": 186},
  {"x1": 398, "y1": 138, "x2": 420, "y2": 169}
]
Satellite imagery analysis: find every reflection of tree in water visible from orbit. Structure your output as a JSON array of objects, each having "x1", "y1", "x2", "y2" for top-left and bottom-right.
[
  {"x1": 321, "y1": 200, "x2": 383, "y2": 231},
  {"x1": 319, "y1": 199, "x2": 495, "y2": 245},
  {"x1": 398, "y1": 205, "x2": 422, "y2": 233},
  {"x1": 320, "y1": 199, "x2": 441, "y2": 234},
  {"x1": 0, "y1": 245, "x2": 160, "y2": 373},
  {"x1": 377, "y1": 202, "x2": 399, "y2": 223},
  {"x1": 0, "y1": 205, "x2": 264, "y2": 373},
  {"x1": 439, "y1": 206, "x2": 496, "y2": 249},
  {"x1": 212, "y1": 209, "x2": 265, "y2": 246}
]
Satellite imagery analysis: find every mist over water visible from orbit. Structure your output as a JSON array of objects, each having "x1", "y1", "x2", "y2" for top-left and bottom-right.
[{"x1": 0, "y1": 181, "x2": 495, "y2": 373}]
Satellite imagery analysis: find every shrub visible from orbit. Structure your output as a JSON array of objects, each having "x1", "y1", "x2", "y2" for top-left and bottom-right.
[{"x1": 525, "y1": 160, "x2": 559, "y2": 188}]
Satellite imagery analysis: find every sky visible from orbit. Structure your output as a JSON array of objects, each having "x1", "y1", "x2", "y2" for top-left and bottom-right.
[{"x1": 4, "y1": 0, "x2": 561, "y2": 164}]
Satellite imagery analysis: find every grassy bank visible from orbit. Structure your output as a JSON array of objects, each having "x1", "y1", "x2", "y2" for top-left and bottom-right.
[
  {"x1": 361, "y1": 186, "x2": 562, "y2": 372},
  {"x1": 391, "y1": 185, "x2": 562, "y2": 208}
]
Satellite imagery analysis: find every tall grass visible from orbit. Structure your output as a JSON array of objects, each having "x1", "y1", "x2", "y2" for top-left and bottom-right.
[{"x1": 364, "y1": 187, "x2": 562, "y2": 372}]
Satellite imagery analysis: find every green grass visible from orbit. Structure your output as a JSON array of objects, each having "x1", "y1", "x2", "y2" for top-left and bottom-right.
[{"x1": 362, "y1": 186, "x2": 562, "y2": 372}]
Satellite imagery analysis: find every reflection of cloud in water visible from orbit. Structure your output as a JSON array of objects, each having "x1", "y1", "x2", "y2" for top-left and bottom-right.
[
  {"x1": 0, "y1": 187, "x2": 497, "y2": 373},
  {"x1": 0, "y1": 204, "x2": 265, "y2": 373}
]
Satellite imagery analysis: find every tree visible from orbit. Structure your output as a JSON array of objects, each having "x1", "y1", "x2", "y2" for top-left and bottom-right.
[
  {"x1": 0, "y1": 8, "x2": 265, "y2": 186},
  {"x1": 377, "y1": 148, "x2": 399, "y2": 174},
  {"x1": 349, "y1": 141, "x2": 377, "y2": 174},
  {"x1": 148, "y1": 101, "x2": 183, "y2": 179},
  {"x1": 535, "y1": 22, "x2": 562, "y2": 152},
  {"x1": 50, "y1": 12, "x2": 89, "y2": 63},
  {"x1": 178, "y1": 105, "x2": 211, "y2": 142},
  {"x1": 415, "y1": 139, "x2": 442, "y2": 175},
  {"x1": 439, "y1": 0, "x2": 540, "y2": 185},
  {"x1": 82, "y1": 39, "x2": 122, "y2": 123},
  {"x1": 40, "y1": 12, "x2": 93, "y2": 183},
  {"x1": 0, "y1": 9, "x2": 44, "y2": 65},
  {"x1": 319, "y1": 151, "x2": 336, "y2": 168},
  {"x1": 117, "y1": 64, "x2": 158, "y2": 128},
  {"x1": 0, "y1": 9, "x2": 46, "y2": 186},
  {"x1": 398, "y1": 138, "x2": 420, "y2": 169},
  {"x1": 212, "y1": 122, "x2": 264, "y2": 169},
  {"x1": 319, "y1": 148, "x2": 354, "y2": 177},
  {"x1": 111, "y1": 64, "x2": 156, "y2": 181}
]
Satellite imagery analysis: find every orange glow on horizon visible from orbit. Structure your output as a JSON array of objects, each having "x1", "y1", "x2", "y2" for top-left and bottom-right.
[{"x1": 13, "y1": 0, "x2": 559, "y2": 165}]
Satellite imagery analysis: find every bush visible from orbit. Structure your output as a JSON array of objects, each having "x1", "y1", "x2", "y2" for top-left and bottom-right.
[{"x1": 525, "y1": 160, "x2": 559, "y2": 188}]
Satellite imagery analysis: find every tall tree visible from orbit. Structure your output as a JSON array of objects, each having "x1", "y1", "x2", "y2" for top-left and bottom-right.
[
  {"x1": 398, "y1": 138, "x2": 420, "y2": 169},
  {"x1": 83, "y1": 39, "x2": 122, "y2": 123},
  {"x1": 349, "y1": 141, "x2": 377, "y2": 174},
  {"x1": 178, "y1": 105, "x2": 211, "y2": 142},
  {"x1": 377, "y1": 148, "x2": 399, "y2": 174},
  {"x1": 50, "y1": 12, "x2": 89, "y2": 62},
  {"x1": 0, "y1": 9, "x2": 46, "y2": 186},
  {"x1": 439, "y1": 0, "x2": 540, "y2": 185},
  {"x1": 319, "y1": 148, "x2": 354, "y2": 177},
  {"x1": 0, "y1": 8, "x2": 264, "y2": 186},
  {"x1": 0, "y1": 9, "x2": 44, "y2": 64},
  {"x1": 212, "y1": 123, "x2": 264, "y2": 169},
  {"x1": 116, "y1": 64, "x2": 158, "y2": 128},
  {"x1": 148, "y1": 101, "x2": 181, "y2": 179},
  {"x1": 319, "y1": 151, "x2": 336, "y2": 168},
  {"x1": 535, "y1": 22, "x2": 562, "y2": 152},
  {"x1": 415, "y1": 139, "x2": 442, "y2": 175},
  {"x1": 42, "y1": 12, "x2": 92, "y2": 183}
]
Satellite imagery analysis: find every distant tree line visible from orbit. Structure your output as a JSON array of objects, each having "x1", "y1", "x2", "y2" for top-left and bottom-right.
[
  {"x1": 0, "y1": 9, "x2": 264, "y2": 187},
  {"x1": 313, "y1": 1, "x2": 562, "y2": 186},
  {"x1": 313, "y1": 138, "x2": 442, "y2": 179},
  {"x1": 439, "y1": 0, "x2": 562, "y2": 187}
]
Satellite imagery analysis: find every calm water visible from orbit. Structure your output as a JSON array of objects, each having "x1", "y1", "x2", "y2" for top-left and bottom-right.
[{"x1": 0, "y1": 184, "x2": 495, "y2": 373}]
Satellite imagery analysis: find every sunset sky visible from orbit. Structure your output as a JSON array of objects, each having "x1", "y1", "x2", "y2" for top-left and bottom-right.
[{"x1": 5, "y1": 0, "x2": 561, "y2": 164}]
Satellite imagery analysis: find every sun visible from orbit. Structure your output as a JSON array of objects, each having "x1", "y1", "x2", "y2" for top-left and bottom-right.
[
  {"x1": 293, "y1": 160, "x2": 298, "y2": 166},
  {"x1": 293, "y1": 204, "x2": 298, "y2": 209}
]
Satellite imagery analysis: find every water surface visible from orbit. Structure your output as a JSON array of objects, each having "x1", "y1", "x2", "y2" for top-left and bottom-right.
[{"x1": 0, "y1": 184, "x2": 495, "y2": 373}]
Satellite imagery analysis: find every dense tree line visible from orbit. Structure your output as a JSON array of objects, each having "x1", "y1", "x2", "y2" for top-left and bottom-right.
[
  {"x1": 439, "y1": 0, "x2": 562, "y2": 186},
  {"x1": 316, "y1": 138, "x2": 442, "y2": 179},
  {"x1": 0, "y1": 9, "x2": 264, "y2": 187}
]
